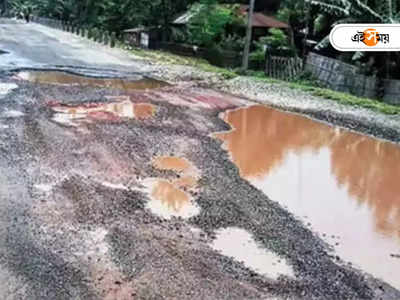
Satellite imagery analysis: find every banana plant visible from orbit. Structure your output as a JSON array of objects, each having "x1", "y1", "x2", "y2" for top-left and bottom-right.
[{"x1": 309, "y1": 0, "x2": 400, "y2": 78}]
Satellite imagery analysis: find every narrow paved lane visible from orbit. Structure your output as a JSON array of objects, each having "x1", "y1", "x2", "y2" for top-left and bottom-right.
[
  {"x1": 1, "y1": 18, "x2": 399, "y2": 300},
  {"x1": 0, "y1": 19, "x2": 149, "y2": 72}
]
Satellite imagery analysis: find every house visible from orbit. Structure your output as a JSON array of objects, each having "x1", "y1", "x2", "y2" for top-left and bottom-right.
[
  {"x1": 123, "y1": 26, "x2": 161, "y2": 49},
  {"x1": 172, "y1": 4, "x2": 290, "y2": 42}
]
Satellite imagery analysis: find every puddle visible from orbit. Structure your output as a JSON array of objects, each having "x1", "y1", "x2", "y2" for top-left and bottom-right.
[
  {"x1": 50, "y1": 100, "x2": 156, "y2": 126},
  {"x1": 153, "y1": 156, "x2": 192, "y2": 173},
  {"x1": 34, "y1": 184, "x2": 54, "y2": 193},
  {"x1": 0, "y1": 83, "x2": 18, "y2": 97},
  {"x1": 144, "y1": 156, "x2": 200, "y2": 219},
  {"x1": 216, "y1": 105, "x2": 400, "y2": 289},
  {"x1": 212, "y1": 227, "x2": 294, "y2": 279},
  {"x1": 144, "y1": 179, "x2": 200, "y2": 219},
  {"x1": 100, "y1": 181, "x2": 129, "y2": 190},
  {"x1": 16, "y1": 71, "x2": 168, "y2": 90},
  {"x1": 2, "y1": 110, "x2": 24, "y2": 118},
  {"x1": 152, "y1": 156, "x2": 200, "y2": 189},
  {"x1": 15, "y1": 70, "x2": 167, "y2": 89}
]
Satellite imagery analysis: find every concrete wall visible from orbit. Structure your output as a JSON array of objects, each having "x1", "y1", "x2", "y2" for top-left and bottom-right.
[
  {"x1": 306, "y1": 52, "x2": 378, "y2": 99},
  {"x1": 383, "y1": 79, "x2": 400, "y2": 105},
  {"x1": 306, "y1": 52, "x2": 400, "y2": 105}
]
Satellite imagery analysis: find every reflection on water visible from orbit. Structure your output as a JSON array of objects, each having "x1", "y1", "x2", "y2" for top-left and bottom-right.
[
  {"x1": 16, "y1": 71, "x2": 168, "y2": 90},
  {"x1": 212, "y1": 227, "x2": 294, "y2": 279},
  {"x1": 153, "y1": 156, "x2": 192, "y2": 173},
  {"x1": 144, "y1": 156, "x2": 200, "y2": 219},
  {"x1": 216, "y1": 105, "x2": 400, "y2": 289},
  {"x1": 144, "y1": 179, "x2": 200, "y2": 219},
  {"x1": 50, "y1": 100, "x2": 156, "y2": 126}
]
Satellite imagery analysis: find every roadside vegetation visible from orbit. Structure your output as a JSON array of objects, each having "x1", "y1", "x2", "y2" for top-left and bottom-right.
[
  {"x1": 2, "y1": 0, "x2": 400, "y2": 114},
  {"x1": 126, "y1": 47, "x2": 400, "y2": 115}
]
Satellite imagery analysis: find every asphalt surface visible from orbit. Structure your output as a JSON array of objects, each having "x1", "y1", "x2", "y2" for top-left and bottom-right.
[{"x1": 1, "y1": 19, "x2": 400, "y2": 300}]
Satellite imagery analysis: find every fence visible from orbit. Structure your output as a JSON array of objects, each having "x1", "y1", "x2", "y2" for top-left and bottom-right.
[
  {"x1": 383, "y1": 79, "x2": 400, "y2": 105},
  {"x1": 305, "y1": 52, "x2": 378, "y2": 99},
  {"x1": 265, "y1": 56, "x2": 303, "y2": 80},
  {"x1": 306, "y1": 52, "x2": 400, "y2": 104},
  {"x1": 31, "y1": 16, "x2": 117, "y2": 48},
  {"x1": 29, "y1": 17, "x2": 400, "y2": 105}
]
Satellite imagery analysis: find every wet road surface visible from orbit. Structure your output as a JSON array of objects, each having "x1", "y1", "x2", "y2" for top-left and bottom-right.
[{"x1": 1, "y1": 19, "x2": 400, "y2": 300}]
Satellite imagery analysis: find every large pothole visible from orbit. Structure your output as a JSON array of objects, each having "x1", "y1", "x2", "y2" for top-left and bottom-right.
[{"x1": 14, "y1": 70, "x2": 169, "y2": 90}]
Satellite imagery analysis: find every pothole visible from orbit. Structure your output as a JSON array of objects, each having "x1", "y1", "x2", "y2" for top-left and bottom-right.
[
  {"x1": 15, "y1": 70, "x2": 168, "y2": 90},
  {"x1": 143, "y1": 156, "x2": 201, "y2": 219},
  {"x1": 215, "y1": 104, "x2": 400, "y2": 289},
  {"x1": 0, "y1": 83, "x2": 18, "y2": 97},
  {"x1": 211, "y1": 227, "x2": 294, "y2": 280},
  {"x1": 49, "y1": 99, "x2": 157, "y2": 126},
  {"x1": 143, "y1": 179, "x2": 200, "y2": 219}
]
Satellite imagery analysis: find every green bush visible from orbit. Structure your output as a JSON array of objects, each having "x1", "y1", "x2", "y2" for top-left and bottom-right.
[
  {"x1": 188, "y1": 1, "x2": 235, "y2": 47},
  {"x1": 218, "y1": 34, "x2": 244, "y2": 52}
]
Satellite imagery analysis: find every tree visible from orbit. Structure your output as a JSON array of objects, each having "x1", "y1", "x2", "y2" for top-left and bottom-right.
[
  {"x1": 188, "y1": 0, "x2": 236, "y2": 47},
  {"x1": 242, "y1": 0, "x2": 255, "y2": 70},
  {"x1": 309, "y1": 0, "x2": 400, "y2": 79}
]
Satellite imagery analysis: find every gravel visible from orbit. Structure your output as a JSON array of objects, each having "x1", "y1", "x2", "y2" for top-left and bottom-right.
[{"x1": 1, "y1": 43, "x2": 400, "y2": 299}]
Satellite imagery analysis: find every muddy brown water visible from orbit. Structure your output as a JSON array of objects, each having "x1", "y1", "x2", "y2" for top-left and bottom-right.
[
  {"x1": 144, "y1": 156, "x2": 201, "y2": 219},
  {"x1": 50, "y1": 100, "x2": 156, "y2": 126},
  {"x1": 144, "y1": 179, "x2": 200, "y2": 219},
  {"x1": 216, "y1": 105, "x2": 400, "y2": 289},
  {"x1": 16, "y1": 70, "x2": 168, "y2": 90}
]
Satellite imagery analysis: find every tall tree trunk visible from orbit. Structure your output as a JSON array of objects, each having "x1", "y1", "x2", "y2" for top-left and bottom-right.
[
  {"x1": 161, "y1": 0, "x2": 170, "y2": 42},
  {"x1": 2, "y1": 0, "x2": 7, "y2": 16},
  {"x1": 242, "y1": 0, "x2": 255, "y2": 71}
]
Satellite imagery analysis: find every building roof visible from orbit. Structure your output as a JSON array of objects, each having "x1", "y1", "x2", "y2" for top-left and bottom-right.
[
  {"x1": 123, "y1": 27, "x2": 146, "y2": 33},
  {"x1": 173, "y1": 10, "x2": 197, "y2": 25},
  {"x1": 239, "y1": 5, "x2": 289, "y2": 29},
  {"x1": 123, "y1": 26, "x2": 160, "y2": 33},
  {"x1": 172, "y1": 4, "x2": 289, "y2": 29}
]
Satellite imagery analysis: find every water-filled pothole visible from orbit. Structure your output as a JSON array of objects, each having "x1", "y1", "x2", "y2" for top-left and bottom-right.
[
  {"x1": 215, "y1": 104, "x2": 400, "y2": 289},
  {"x1": 143, "y1": 179, "x2": 200, "y2": 219},
  {"x1": 212, "y1": 227, "x2": 294, "y2": 279},
  {"x1": 15, "y1": 70, "x2": 168, "y2": 90},
  {"x1": 143, "y1": 156, "x2": 201, "y2": 219},
  {"x1": 49, "y1": 99, "x2": 156, "y2": 126}
]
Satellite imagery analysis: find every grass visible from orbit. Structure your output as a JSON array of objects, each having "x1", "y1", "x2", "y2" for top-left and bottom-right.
[
  {"x1": 288, "y1": 81, "x2": 400, "y2": 115},
  {"x1": 127, "y1": 47, "x2": 237, "y2": 80},
  {"x1": 123, "y1": 45, "x2": 400, "y2": 115}
]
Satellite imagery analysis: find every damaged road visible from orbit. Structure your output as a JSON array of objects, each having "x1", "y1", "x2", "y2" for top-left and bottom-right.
[{"x1": 1, "y1": 19, "x2": 400, "y2": 300}]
